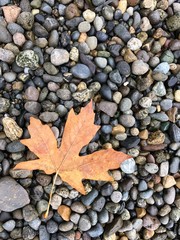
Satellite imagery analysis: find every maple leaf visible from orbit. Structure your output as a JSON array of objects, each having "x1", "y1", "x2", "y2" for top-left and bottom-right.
[{"x1": 14, "y1": 101, "x2": 130, "y2": 195}]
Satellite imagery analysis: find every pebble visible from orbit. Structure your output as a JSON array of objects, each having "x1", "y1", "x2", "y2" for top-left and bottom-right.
[
  {"x1": 153, "y1": 82, "x2": 166, "y2": 97},
  {"x1": 132, "y1": 60, "x2": 149, "y2": 75},
  {"x1": 95, "y1": 57, "x2": 107, "y2": 68},
  {"x1": 78, "y1": 21, "x2": 91, "y2": 32},
  {"x1": 94, "y1": 16, "x2": 104, "y2": 31},
  {"x1": 78, "y1": 215, "x2": 91, "y2": 231},
  {"x1": 166, "y1": 12, "x2": 180, "y2": 31},
  {"x1": 17, "y1": 12, "x2": 34, "y2": 30},
  {"x1": 83, "y1": 9, "x2": 96, "y2": 22},
  {"x1": 0, "y1": 97, "x2": 10, "y2": 113},
  {"x1": 175, "y1": 90, "x2": 180, "y2": 102},
  {"x1": 0, "y1": 48, "x2": 15, "y2": 63},
  {"x1": 16, "y1": 50, "x2": 39, "y2": 69},
  {"x1": 145, "y1": 163, "x2": 159, "y2": 174},
  {"x1": 120, "y1": 158, "x2": 136, "y2": 174},
  {"x1": 87, "y1": 223, "x2": 104, "y2": 238},
  {"x1": 50, "y1": 49, "x2": 69, "y2": 66},
  {"x1": 119, "y1": 115, "x2": 135, "y2": 127},
  {"x1": 104, "y1": 217, "x2": 123, "y2": 237},
  {"x1": 162, "y1": 175, "x2": 176, "y2": 188},
  {"x1": 0, "y1": 177, "x2": 30, "y2": 211},
  {"x1": 39, "y1": 112, "x2": 58, "y2": 123},
  {"x1": 120, "y1": 98, "x2": 132, "y2": 112},
  {"x1": 127, "y1": 37, "x2": 142, "y2": 51},
  {"x1": 114, "y1": 24, "x2": 131, "y2": 42},
  {"x1": 153, "y1": 62, "x2": 170, "y2": 74},
  {"x1": 0, "y1": 25, "x2": 12, "y2": 43},
  {"x1": 143, "y1": 214, "x2": 160, "y2": 231},
  {"x1": 71, "y1": 63, "x2": 92, "y2": 79},
  {"x1": 98, "y1": 101, "x2": 118, "y2": 117},
  {"x1": 139, "y1": 97, "x2": 152, "y2": 108},
  {"x1": 2, "y1": 220, "x2": 15, "y2": 232}
]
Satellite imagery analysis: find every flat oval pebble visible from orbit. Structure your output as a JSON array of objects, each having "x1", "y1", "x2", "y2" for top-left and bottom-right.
[{"x1": 71, "y1": 63, "x2": 92, "y2": 79}]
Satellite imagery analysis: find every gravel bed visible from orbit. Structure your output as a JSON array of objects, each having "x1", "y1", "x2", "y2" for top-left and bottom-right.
[{"x1": 0, "y1": 0, "x2": 180, "y2": 239}]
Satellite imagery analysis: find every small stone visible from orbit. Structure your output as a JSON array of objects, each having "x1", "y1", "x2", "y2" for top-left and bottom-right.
[
  {"x1": 166, "y1": 12, "x2": 180, "y2": 31},
  {"x1": 2, "y1": 117, "x2": 23, "y2": 141},
  {"x1": 56, "y1": 89, "x2": 71, "y2": 101},
  {"x1": 163, "y1": 175, "x2": 176, "y2": 188},
  {"x1": 0, "y1": 177, "x2": 30, "y2": 212},
  {"x1": 127, "y1": 37, "x2": 142, "y2": 51},
  {"x1": 50, "y1": 49, "x2": 69, "y2": 66},
  {"x1": 119, "y1": 98, "x2": 132, "y2": 112},
  {"x1": 98, "y1": 101, "x2": 118, "y2": 117},
  {"x1": 71, "y1": 202, "x2": 86, "y2": 214},
  {"x1": 139, "y1": 97, "x2": 152, "y2": 108},
  {"x1": 0, "y1": 48, "x2": 15, "y2": 63},
  {"x1": 78, "y1": 21, "x2": 91, "y2": 32},
  {"x1": 17, "y1": 12, "x2": 34, "y2": 30},
  {"x1": 104, "y1": 217, "x2": 123, "y2": 237},
  {"x1": 25, "y1": 86, "x2": 39, "y2": 101},
  {"x1": 23, "y1": 205, "x2": 38, "y2": 222},
  {"x1": 86, "y1": 36, "x2": 97, "y2": 50},
  {"x1": 0, "y1": 25, "x2": 12, "y2": 43},
  {"x1": 132, "y1": 60, "x2": 149, "y2": 75},
  {"x1": 65, "y1": 3, "x2": 80, "y2": 20},
  {"x1": 16, "y1": 50, "x2": 39, "y2": 69},
  {"x1": 160, "y1": 99, "x2": 172, "y2": 111},
  {"x1": 92, "y1": 196, "x2": 106, "y2": 212},
  {"x1": 153, "y1": 82, "x2": 166, "y2": 96},
  {"x1": 87, "y1": 223, "x2": 104, "y2": 238},
  {"x1": 0, "y1": 97, "x2": 10, "y2": 113},
  {"x1": 120, "y1": 158, "x2": 136, "y2": 174},
  {"x1": 79, "y1": 215, "x2": 91, "y2": 231},
  {"x1": 71, "y1": 63, "x2": 92, "y2": 79},
  {"x1": 39, "y1": 112, "x2": 58, "y2": 123},
  {"x1": 2, "y1": 5, "x2": 21, "y2": 23},
  {"x1": 143, "y1": 214, "x2": 160, "y2": 231},
  {"x1": 175, "y1": 90, "x2": 180, "y2": 102},
  {"x1": 147, "y1": 131, "x2": 165, "y2": 145},
  {"x1": 93, "y1": 16, "x2": 103, "y2": 31},
  {"x1": 159, "y1": 161, "x2": 169, "y2": 177},
  {"x1": 3, "y1": 220, "x2": 15, "y2": 232},
  {"x1": 69, "y1": 47, "x2": 79, "y2": 62},
  {"x1": 124, "y1": 48, "x2": 137, "y2": 63},
  {"x1": 117, "y1": 0, "x2": 127, "y2": 13},
  {"x1": 145, "y1": 163, "x2": 159, "y2": 174},
  {"x1": 72, "y1": 89, "x2": 92, "y2": 102},
  {"x1": 153, "y1": 62, "x2": 170, "y2": 74},
  {"x1": 114, "y1": 24, "x2": 131, "y2": 42},
  {"x1": 119, "y1": 115, "x2": 135, "y2": 127},
  {"x1": 110, "y1": 191, "x2": 122, "y2": 203},
  {"x1": 95, "y1": 57, "x2": 107, "y2": 68},
  {"x1": 83, "y1": 9, "x2": 96, "y2": 22}
]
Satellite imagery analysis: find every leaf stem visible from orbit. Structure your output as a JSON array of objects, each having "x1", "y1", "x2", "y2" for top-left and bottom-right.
[{"x1": 44, "y1": 171, "x2": 59, "y2": 218}]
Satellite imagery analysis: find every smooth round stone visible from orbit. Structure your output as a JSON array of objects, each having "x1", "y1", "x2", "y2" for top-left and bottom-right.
[
  {"x1": 78, "y1": 215, "x2": 91, "y2": 231},
  {"x1": 127, "y1": 37, "x2": 142, "y2": 51},
  {"x1": 56, "y1": 89, "x2": 71, "y2": 101},
  {"x1": 50, "y1": 49, "x2": 69, "y2": 66},
  {"x1": 102, "y1": 5, "x2": 114, "y2": 20},
  {"x1": 39, "y1": 112, "x2": 58, "y2": 123},
  {"x1": 78, "y1": 21, "x2": 91, "y2": 32},
  {"x1": 43, "y1": 62, "x2": 58, "y2": 75},
  {"x1": 145, "y1": 163, "x2": 159, "y2": 174},
  {"x1": 71, "y1": 64, "x2": 92, "y2": 79},
  {"x1": 160, "y1": 50, "x2": 174, "y2": 63},
  {"x1": 95, "y1": 57, "x2": 107, "y2": 68},
  {"x1": 119, "y1": 98, "x2": 132, "y2": 112},
  {"x1": 138, "y1": 180, "x2": 148, "y2": 191},
  {"x1": 3, "y1": 72, "x2": 16, "y2": 82},
  {"x1": 2, "y1": 220, "x2": 15, "y2": 232},
  {"x1": 160, "y1": 99, "x2": 172, "y2": 111},
  {"x1": 164, "y1": 187, "x2": 176, "y2": 204},
  {"x1": 120, "y1": 158, "x2": 136, "y2": 174},
  {"x1": 152, "y1": 82, "x2": 166, "y2": 96},
  {"x1": 83, "y1": 9, "x2": 96, "y2": 22},
  {"x1": 81, "y1": 189, "x2": 98, "y2": 206},
  {"x1": 24, "y1": 86, "x2": 39, "y2": 101},
  {"x1": 159, "y1": 161, "x2": 169, "y2": 177},
  {"x1": 170, "y1": 157, "x2": 179, "y2": 174},
  {"x1": 139, "y1": 97, "x2": 152, "y2": 108},
  {"x1": 153, "y1": 62, "x2": 170, "y2": 74},
  {"x1": 47, "y1": 220, "x2": 58, "y2": 234},
  {"x1": 119, "y1": 115, "x2": 135, "y2": 127},
  {"x1": 87, "y1": 223, "x2": 104, "y2": 238},
  {"x1": 175, "y1": 90, "x2": 180, "y2": 102},
  {"x1": 117, "y1": 61, "x2": 131, "y2": 76},
  {"x1": 86, "y1": 36, "x2": 97, "y2": 50},
  {"x1": 24, "y1": 102, "x2": 41, "y2": 114},
  {"x1": 132, "y1": 60, "x2": 149, "y2": 75},
  {"x1": 71, "y1": 202, "x2": 86, "y2": 214},
  {"x1": 110, "y1": 191, "x2": 122, "y2": 203}
]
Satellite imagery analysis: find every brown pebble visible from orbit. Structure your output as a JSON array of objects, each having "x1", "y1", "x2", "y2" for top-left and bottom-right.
[
  {"x1": 136, "y1": 208, "x2": 146, "y2": 218},
  {"x1": 147, "y1": 130, "x2": 165, "y2": 145},
  {"x1": 112, "y1": 125, "x2": 126, "y2": 135},
  {"x1": 141, "y1": 144, "x2": 167, "y2": 151},
  {"x1": 139, "y1": 129, "x2": 148, "y2": 139},
  {"x1": 143, "y1": 229, "x2": 155, "y2": 239},
  {"x1": 2, "y1": 117, "x2": 23, "y2": 141},
  {"x1": 166, "y1": 107, "x2": 177, "y2": 123},
  {"x1": 65, "y1": 3, "x2": 80, "y2": 20},
  {"x1": 78, "y1": 33, "x2": 87, "y2": 43}
]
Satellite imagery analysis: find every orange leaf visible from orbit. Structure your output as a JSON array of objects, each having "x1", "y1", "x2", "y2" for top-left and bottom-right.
[
  {"x1": 14, "y1": 101, "x2": 130, "y2": 194},
  {"x1": 58, "y1": 205, "x2": 71, "y2": 221}
]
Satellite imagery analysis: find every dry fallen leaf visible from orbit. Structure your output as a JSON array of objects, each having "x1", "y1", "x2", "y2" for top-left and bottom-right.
[{"x1": 14, "y1": 101, "x2": 130, "y2": 195}]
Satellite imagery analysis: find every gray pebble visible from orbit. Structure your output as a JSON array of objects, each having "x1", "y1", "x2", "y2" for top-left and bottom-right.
[
  {"x1": 120, "y1": 158, "x2": 136, "y2": 174},
  {"x1": 119, "y1": 115, "x2": 135, "y2": 127},
  {"x1": 120, "y1": 98, "x2": 132, "y2": 112},
  {"x1": 78, "y1": 215, "x2": 91, "y2": 231},
  {"x1": 71, "y1": 63, "x2": 92, "y2": 79},
  {"x1": 2, "y1": 220, "x2": 15, "y2": 232},
  {"x1": 145, "y1": 163, "x2": 159, "y2": 174}
]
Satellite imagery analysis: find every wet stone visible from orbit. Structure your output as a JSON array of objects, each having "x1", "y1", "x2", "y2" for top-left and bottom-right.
[{"x1": 71, "y1": 64, "x2": 92, "y2": 79}]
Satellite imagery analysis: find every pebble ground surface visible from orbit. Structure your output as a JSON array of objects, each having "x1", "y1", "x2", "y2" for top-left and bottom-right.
[{"x1": 0, "y1": 0, "x2": 180, "y2": 239}]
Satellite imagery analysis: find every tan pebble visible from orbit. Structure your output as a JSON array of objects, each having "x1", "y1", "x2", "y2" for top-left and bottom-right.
[
  {"x1": 139, "y1": 129, "x2": 148, "y2": 139},
  {"x1": 2, "y1": 5, "x2": 21, "y2": 23},
  {"x1": 102, "y1": 143, "x2": 112, "y2": 149},
  {"x1": 32, "y1": 9, "x2": 40, "y2": 15},
  {"x1": 77, "y1": 82, "x2": 87, "y2": 91},
  {"x1": 147, "y1": 130, "x2": 165, "y2": 145},
  {"x1": 137, "y1": 32, "x2": 148, "y2": 43},
  {"x1": 153, "y1": 174, "x2": 161, "y2": 184},
  {"x1": 104, "y1": 234, "x2": 117, "y2": 240},
  {"x1": 117, "y1": 0, "x2": 127, "y2": 13},
  {"x1": 13, "y1": 33, "x2": 26, "y2": 47},
  {"x1": 112, "y1": 125, "x2": 125, "y2": 135},
  {"x1": 167, "y1": 107, "x2": 177, "y2": 123},
  {"x1": 136, "y1": 208, "x2": 146, "y2": 218},
  {"x1": 2, "y1": 117, "x2": 23, "y2": 141},
  {"x1": 143, "y1": 229, "x2": 155, "y2": 239},
  {"x1": 4, "y1": 43, "x2": 20, "y2": 55},
  {"x1": 111, "y1": 181, "x2": 119, "y2": 190},
  {"x1": 175, "y1": 90, "x2": 180, "y2": 102},
  {"x1": 156, "y1": 105, "x2": 161, "y2": 112},
  {"x1": 147, "y1": 181, "x2": 154, "y2": 189},
  {"x1": 169, "y1": 63, "x2": 177, "y2": 71},
  {"x1": 78, "y1": 32, "x2": 87, "y2": 43},
  {"x1": 157, "y1": 0, "x2": 168, "y2": 10},
  {"x1": 83, "y1": 9, "x2": 96, "y2": 22},
  {"x1": 130, "y1": 127, "x2": 139, "y2": 136},
  {"x1": 12, "y1": 81, "x2": 23, "y2": 91},
  {"x1": 119, "y1": 236, "x2": 128, "y2": 240},
  {"x1": 163, "y1": 175, "x2": 176, "y2": 188},
  {"x1": 129, "y1": 26, "x2": 135, "y2": 34}
]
